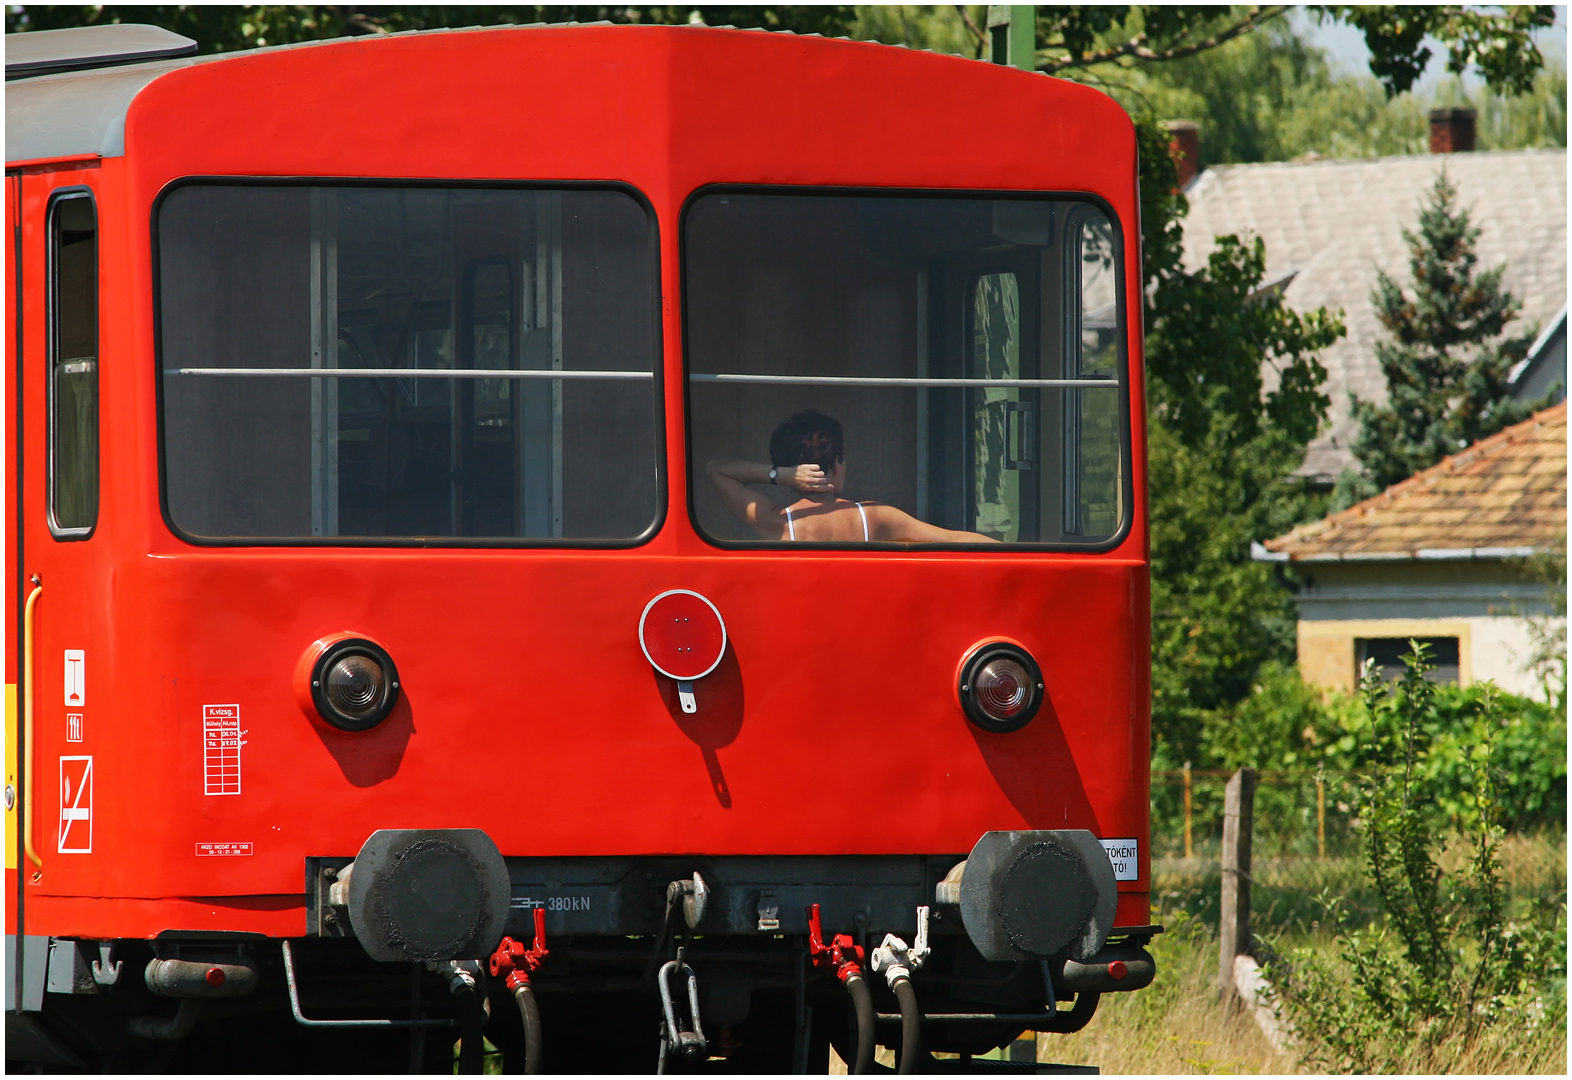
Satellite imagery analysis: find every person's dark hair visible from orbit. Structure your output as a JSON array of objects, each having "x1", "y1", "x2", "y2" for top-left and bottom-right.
[{"x1": 769, "y1": 409, "x2": 844, "y2": 471}]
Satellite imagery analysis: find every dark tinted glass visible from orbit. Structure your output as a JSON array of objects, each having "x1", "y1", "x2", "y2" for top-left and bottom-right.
[
  {"x1": 50, "y1": 193, "x2": 99, "y2": 535},
  {"x1": 685, "y1": 192, "x2": 1124, "y2": 546},
  {"x1": 159, "y1": 186, "x2": 659, "y2": 541},
  {"x1": 1358, "y1": 637, "x2": 1461, "y2": 685}
]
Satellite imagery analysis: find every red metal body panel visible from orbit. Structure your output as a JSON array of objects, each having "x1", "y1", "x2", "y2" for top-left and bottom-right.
[
  {"x1": 6, "y1": 170, "x2": 19, "y2": 938},
  {"x1": 10, "y1": 26, "x2": 1150, "y2": 940}
]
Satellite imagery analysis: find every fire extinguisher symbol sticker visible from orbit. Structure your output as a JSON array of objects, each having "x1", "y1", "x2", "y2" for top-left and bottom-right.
[
  {"x1": 59, "y1": 755, "x2": 92, "y2": 854},
  {"x1": 64, "y1": 649, "x2": 85, "y2": 708}
]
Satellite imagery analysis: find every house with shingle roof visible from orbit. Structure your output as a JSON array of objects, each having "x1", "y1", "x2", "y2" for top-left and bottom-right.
[
  {"x1": 1258, "y1": 403, "x2": 1566, "y2": 698},
  {"x1": 1180, "y1": 133, "x2": 1568, "y2": 484}
]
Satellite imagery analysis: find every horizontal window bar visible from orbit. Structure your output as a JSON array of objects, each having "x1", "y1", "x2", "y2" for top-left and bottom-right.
[
  {"x1": 689, "y1": 373, "x2": 1119, "y2": 388},
  {"x1": 165, "y1": 367, "x2": 653, "y2": 380}
]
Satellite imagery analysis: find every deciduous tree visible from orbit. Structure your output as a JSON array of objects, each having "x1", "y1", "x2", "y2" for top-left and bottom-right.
[{"x1": 1134, "y1": 116, "x2": 1344, "y2": 764}]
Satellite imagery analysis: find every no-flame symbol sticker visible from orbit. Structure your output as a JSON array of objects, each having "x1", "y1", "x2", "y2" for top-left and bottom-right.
[{"x1": 58, "y1": 756, "x2": 92, "y2": 854}]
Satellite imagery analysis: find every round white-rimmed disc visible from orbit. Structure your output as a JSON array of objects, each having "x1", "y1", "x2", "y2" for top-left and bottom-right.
[{"x1": 639, "y1": 590, "x2": 727, "y2": 681}]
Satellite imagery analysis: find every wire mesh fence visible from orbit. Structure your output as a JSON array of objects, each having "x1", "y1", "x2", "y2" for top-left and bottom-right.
[{"x1": 1153, "y1": 766, "x2": 1365, "y2": 860}]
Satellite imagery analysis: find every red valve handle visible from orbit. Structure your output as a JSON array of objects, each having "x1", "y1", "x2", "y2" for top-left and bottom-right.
[
  {"x1": 489, "y1": 908, "x2": 550, "y2": 990},
  {"x1": 806, "y1": 903, "x2": 865, "y2": 983}
]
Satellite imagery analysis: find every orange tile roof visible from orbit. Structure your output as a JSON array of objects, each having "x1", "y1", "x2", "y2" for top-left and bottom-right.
[{"x1": 1263, "y1": 402, "x2": 1567, "y2": 561}]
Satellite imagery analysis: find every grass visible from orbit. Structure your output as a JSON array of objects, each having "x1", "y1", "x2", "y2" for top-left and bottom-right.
[{"x1": 1026, "y1": 833, "x2": 1567, "y2": 1074}]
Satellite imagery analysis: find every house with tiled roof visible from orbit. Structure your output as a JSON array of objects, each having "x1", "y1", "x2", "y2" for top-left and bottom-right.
[
  {"x1": 1258, "y1": 403, "x2": 1567, "y2": 698},
  {"x1": 1179, "y1": 116, "x2": 1567, "y2": 484}
]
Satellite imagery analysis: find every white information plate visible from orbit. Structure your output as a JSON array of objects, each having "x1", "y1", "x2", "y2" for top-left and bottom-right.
[{"x1": 1099, "y1": 837, "x2": 1139, "y2": 881}]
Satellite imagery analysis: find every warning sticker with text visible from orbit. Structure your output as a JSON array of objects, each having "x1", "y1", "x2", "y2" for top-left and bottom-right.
[
  {"x1": 1099, "y1": 838, "x2": 1139, "y2": 881},
  {"x1": 196, "y1": 842, "x2": 254, "y2": 857}
]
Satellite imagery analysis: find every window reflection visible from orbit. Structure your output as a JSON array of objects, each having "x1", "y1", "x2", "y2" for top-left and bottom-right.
[
  {"x1": 159, "y1": 186, "x2": 659, "y2": 542},
  {"x1": 686, "y1": 192, "x2": 1125, "y2": 546}
]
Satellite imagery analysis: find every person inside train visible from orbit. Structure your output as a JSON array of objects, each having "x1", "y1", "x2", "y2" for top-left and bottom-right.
[{"x1": 707, "y1": 409, "x2": 1000, "y2": 543}]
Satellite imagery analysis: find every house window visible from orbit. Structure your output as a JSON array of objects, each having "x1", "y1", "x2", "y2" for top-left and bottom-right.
[{"x1": 1356, "y1": 637, "x2": 1460, "y2": 685}]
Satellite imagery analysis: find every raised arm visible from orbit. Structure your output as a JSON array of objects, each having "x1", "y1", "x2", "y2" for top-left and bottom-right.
[
  {"x1": 706, "y1": 460, "x2": 829, "y2": 540},
  {"x1": 868, "y1": 504, "x2": 1001, "y2": 543}
]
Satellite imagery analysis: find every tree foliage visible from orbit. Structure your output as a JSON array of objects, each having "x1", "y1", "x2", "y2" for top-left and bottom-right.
[
  {"x1": 1318, "y1": 4, "x2": 1559, "y2": 97},
  {"x1": 1134, "y1": 114, "x2": 1344, "y2": 764},
  {"x1": 1008, "y1": 5, "x2": 1556, "y2": 98},
  {"x1": 3, "y1": 5, "x2": 857, "y2": 49},
  {"x1": 1341, "y1": 172, "x2": 1550, "y2": 503}
]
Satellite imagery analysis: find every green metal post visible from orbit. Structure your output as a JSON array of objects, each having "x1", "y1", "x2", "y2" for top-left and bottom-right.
[{"x1": 986, "y1": 5, "x2": 1036, "y2": 71}]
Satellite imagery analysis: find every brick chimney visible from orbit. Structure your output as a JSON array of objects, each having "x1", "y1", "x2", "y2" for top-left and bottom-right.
[
  {"x1": 1164, "y1": 120, "x2": 1200, "y2": 190},
  {"x1": 1429, "y1": 107, "x2": 1476, "y2": 153}
]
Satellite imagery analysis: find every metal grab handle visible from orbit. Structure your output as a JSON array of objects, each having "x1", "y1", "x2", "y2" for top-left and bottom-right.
[
  {"x1": 280, "y1": 941, "x2": 457, "y2": 1029},
  {"x1": 1005, "y1": 401, "x2": 1036, "y2": 471},
  {"x1": 23, "y1": 581, "x2": 42, "y2": 875}
]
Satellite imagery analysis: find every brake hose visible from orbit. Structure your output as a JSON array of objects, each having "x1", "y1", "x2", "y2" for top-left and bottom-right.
[
  {"x1": 512, "y1": 981, "x2": 542, "y2": 1074},
  {"x1": 891, "y1": 975, "x2": 920, "y2": 1073},
  {"x1": 844, "y1": 972, "x2": 875, "y2": 1074}
]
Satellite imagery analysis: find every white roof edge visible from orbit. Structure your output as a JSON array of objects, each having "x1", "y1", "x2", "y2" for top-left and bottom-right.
[
  {"x1": 1511, "y1": 305, "x2": 1568, "y2": 385},
  {"x1": 1287, "y1": 546, "x2": 1543, "y2": 563},
  {"x1": 1249, "y1": 541, "x2": 1288, "y2": 563}
]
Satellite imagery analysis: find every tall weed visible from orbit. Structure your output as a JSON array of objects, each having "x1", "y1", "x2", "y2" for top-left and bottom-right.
[{"x1": 1266, "y1": 644, "x2": 1567, "y2": 1072}]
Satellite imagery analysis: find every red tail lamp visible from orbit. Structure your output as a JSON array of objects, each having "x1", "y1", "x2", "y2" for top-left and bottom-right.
[
  {"x1": 958, "y1": 642, "x2": 1043, "y2": 733},
  {"x1": 295, "y1": 633, "x2": 401, "y2": 732},
  {"x1": 639, "y1": 590, "x2": 726, "y2": 713}
]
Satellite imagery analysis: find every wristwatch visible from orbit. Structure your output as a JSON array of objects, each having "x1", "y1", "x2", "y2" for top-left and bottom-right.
[{"x1": 769, "y1": 467, "x2": 779, "y2": 483}]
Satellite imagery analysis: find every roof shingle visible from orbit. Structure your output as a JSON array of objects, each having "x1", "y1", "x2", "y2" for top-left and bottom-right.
[
  {"x1": 1263, "y1": 402, "x2": 1567, "y2": 560},
  {"x1": 1181, "y1": 149, "x2": 1568, "y2": 480}
]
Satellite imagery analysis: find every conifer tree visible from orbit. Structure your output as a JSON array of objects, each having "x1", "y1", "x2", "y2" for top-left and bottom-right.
[{"x1": 1341, "y1": 172, "x2": 1548, "y2": 504}]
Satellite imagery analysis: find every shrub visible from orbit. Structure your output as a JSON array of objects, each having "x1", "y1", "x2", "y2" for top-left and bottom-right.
[{"x1": 1265, "y1": 645, "x2": 1567, "y2": 1072}]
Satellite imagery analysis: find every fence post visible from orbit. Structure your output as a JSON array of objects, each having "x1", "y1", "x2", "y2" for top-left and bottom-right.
[
  {"x1": 1316, "y1": 772, "x2": 1326, "y2": 860},
  {"x1": 1182, "y1": 761, "x2": 1193, "y2": 858},
  {"x1": 1218, "y1": 766, "x2": 1257, "y2": 1002}
]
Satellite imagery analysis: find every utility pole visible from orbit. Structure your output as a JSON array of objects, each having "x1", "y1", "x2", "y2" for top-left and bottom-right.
[{"x1": 986, "y1": 5, "x2": 1036, "y2": 71}]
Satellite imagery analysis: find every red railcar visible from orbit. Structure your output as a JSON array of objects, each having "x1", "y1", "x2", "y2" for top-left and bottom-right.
[{"x1": 5, "y1": 21, "x2": 1153, "y2": 1073}]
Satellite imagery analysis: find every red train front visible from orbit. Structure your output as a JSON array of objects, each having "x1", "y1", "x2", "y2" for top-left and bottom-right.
[{"x1": 5, "y1": 22, "x2": 1153, "y2": 1072}]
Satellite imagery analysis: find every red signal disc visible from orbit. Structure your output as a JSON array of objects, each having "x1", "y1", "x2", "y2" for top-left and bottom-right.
[{"x1": 639, "y1": 590, "x2": 727, "y2": 681}]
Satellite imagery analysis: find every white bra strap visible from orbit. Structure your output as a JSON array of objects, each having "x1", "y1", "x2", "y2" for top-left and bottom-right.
[{"x1": 855, "y1": 502, "x2": 870, "y2": 542}]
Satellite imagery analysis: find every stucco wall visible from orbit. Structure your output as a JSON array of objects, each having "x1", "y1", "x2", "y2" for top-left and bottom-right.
[{"x1": 1294, "y1": 560, "x2": 1561, "y2": 699}]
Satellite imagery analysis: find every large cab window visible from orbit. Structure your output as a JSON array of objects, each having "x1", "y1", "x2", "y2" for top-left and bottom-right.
[
  {"x1": 685, "y1": 191, "x2": 1126, "y2": 547},
  {"x1": 158, "y1": 185, "x2": 660, "y2": 543}
]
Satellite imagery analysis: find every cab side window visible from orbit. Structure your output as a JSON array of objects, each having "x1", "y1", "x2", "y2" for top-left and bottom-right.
[{"x1": 49, "y1": 191, "x2": 99, "y2": 536}]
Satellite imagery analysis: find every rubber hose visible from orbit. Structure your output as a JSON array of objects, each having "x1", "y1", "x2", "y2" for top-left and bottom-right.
[
  {"x1": 843, "y1": 974, "x2": 875, "y2": 1075},
  {"x1": 514, "y1": 982, "x2": 543, "y2": 1074},
  {"x1": 455, "y1": 985, "x2": 484, "y2": 1074},
  {"x1": 891, "y1": 976, "x2": 920, "y2": 1074}
]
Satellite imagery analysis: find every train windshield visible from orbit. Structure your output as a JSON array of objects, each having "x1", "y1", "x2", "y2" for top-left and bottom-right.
[
  {"x1": 686, "y1": 191, "x2": 1126, "y2": 547},
  {"x1": 158, "y1": 185, "x2": 659, "y2": 543}
]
